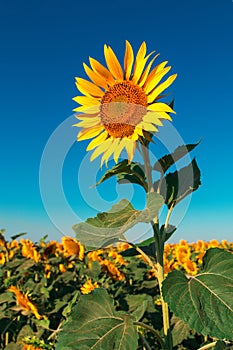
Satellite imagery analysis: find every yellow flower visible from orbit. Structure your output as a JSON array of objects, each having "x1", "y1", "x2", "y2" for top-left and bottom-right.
[
  {"x1": 208, "y1": 239, "x2": 219, "y2": 248},
  {"x1": 194, "y1": 240, "x2": 208, "y2": 252},
  {"x1": 20, "y1": 239, "x2": 41, "y2": 263},
  {"x1": 62, "y1": 236, "x2": 85, "y2": 260},
  {"x1": 22, "y1": 345, "x2": 43, "y2": 350},
  {"x1": 43, "y1": 240, "x2": 58, "y2": 259},
  {"x1": 7, "y1": 239, "x2": 19, "y2": 250},
  {"x1": 116, "y1": 242, "x2": 131, "y2": 251},
  {"x1": 197, "y1": 251, "x2": 205, "y2": 265},
  {"x1": 101, "y1": 260, "x2": 125, "y2": 280},
  {"x1": 8, "y1": 286, "x2": 42, "y2": 320},
  {"x1": 87, "y1": 249, "x2": 104, "y2": 264},
  {"x1": 179, "y1": 239, "x2": 189, "y2": 247},
  {"x1": 155, "y1": 297, "x2": 162, "y2": 306},
  {"x1": 44, "y1": 263, "x2": 51, "y2": 279},
  {"x1": 0, "y1": 252, "x2": 6, "y2": 265},
  {"x1": 108, "y1": 249, "x2": 127, "y2": 265},
  {"x1": 73, "y1": 40, "x2": 177, "y2": 165},
  {"x1": 80, "y1": 279, "x2": 99, "y2": 294},
  {"x1": 175, "y1": 245, "x2": 191, "y2": 265},
  {"x1": 183, "y1": 259, "x2": 198, "y2": 276},
  {"x1": 164, "y1": 257, "x2": 175, "y2": 274},
  {"x1": 59, "y1": 263, "x2": 67, "y2": 273}
]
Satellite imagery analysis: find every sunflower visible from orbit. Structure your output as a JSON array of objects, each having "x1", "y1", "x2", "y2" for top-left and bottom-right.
[
  {"x1": 73, "y1": 41, "x2": 177, "y2": 166},
  {"x1": 8, "y1": 285, "x2": 42, "y2": 320}
]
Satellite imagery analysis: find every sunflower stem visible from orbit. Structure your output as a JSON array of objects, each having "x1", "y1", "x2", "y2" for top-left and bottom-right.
[
  {"x1": 141, "y1": 143, "x2": 173, "y2": 350},
  {"x1": 141, "y1": 144, "x2": 153, "y2": 192}
]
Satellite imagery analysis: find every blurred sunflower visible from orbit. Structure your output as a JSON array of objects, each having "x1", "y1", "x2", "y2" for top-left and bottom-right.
[
  {"x1": 8, "y1": 286, "x2": 42, "y2": 320},
  {"x1": 73, "y1": 41, "x2": 177, "y2": 165}
]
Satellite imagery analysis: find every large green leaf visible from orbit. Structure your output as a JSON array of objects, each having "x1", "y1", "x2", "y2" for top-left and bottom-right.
[
  {"x1": 72, "y1": 192, "x2": 164, "y2": 248},
  {"x1": 153, "y1": 140, "x2": 200, "y2": 173},
  {"x1": 94, "y1": 159, "x2": 147, "y2": 190},
  {"x1": 154, "y1": 158, "x2": 201, "y2": 208},
  {"x1": 56, "y1": 288, "x2": 138, "y2": 350},
  {"x1": 162, "y1": 248, "x2": 233, "y2": 340}
]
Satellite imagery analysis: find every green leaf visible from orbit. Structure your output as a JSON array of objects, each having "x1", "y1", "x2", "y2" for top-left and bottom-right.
[
  {"x1": 0, "y1": 292, "x2": 14, "y2": 304},
  {"x1": 137, "y1": 237, "x2": 155, "y2": 247},
  {"x1": 62, "y1": 291, "x2": 80, "y2": 319},
  {"x1": 160, "y1": 224, "x2": 176, "y2": 242},
  {"x1": 153, "y1": 140, "x2": 201, "y2": 173},
  {"x1": 162, "y1": 248, "x2": 233, "y2": 340},
  {"x1": 120, "y1": 241, "x2": 156, "y2": 258},
  {"x1": 56, "y1": 288, "x2": 138, "y2": 350},
  {"x1": 72, "y1": 192, "x2": 164, "y2": 248},
  {"x1": 154, "y1": 158, "x2": 201, "y2": 208},
  {"x1": 130, "y1": 301, "x2": 148, "y2": 322},
  {"x1": 125, "y1": 294, "x2": 152, "y2": 322},
  {"x1": 4, "y1": 343, "x2": 21, "y2": 350},
  {"x1": 171, "y1": 315, "x2": 191, "y2": 347},
  {"x1": 94, "y1": 159, "x2": 147, "y2": 190},
  {"x1": 10, "y1": 232, "x2": 27, "y2": 240}
]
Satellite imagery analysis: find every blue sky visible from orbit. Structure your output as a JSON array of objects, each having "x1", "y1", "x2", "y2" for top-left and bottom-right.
[{"x1": 1, "y1": 0, "x2": 233, "y2": 243}]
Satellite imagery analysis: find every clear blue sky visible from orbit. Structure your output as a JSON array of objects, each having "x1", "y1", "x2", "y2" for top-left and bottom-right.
[{"x1": 1, "y1": 0, "x2": 233, "y2": 243}]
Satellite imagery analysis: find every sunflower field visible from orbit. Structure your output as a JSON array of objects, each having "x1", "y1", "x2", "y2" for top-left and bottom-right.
[
  {"x1": 2, "y1": 41, "x2": 233, "y2": 350},
  {"x1": 0, "y1": 230, "x2": 232, "y2": 350}
]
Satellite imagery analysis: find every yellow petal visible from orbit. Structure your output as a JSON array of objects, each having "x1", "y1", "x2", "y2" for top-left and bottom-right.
[
  {"x1": 90, "y1": 138, "x2": 113, "y2": 161},
  {"x1": 132, "y1": 126, "x2": 143, "y2": 137},
  {"x1": 75, "y1": 112, "x2": 100, "y2": 120},
  {"x1": 101, "y1": 139, "x2": 120, "y2": 167},
  {"x1": 73, "y1": 95, "x2": 100, "y2": 106},
  {"x1": 86, "y1": 131, "x2": 108, "y2": 151},
  {"x1": 138, "y1": 53, "x2": 160, "y2": 87},
  {"x1": 75, "y1": 78, "x2": 104, "y2": 98},
  {"x1": 129, "y1": 132, "x2": 140, "y2": 141},
  {"x1": 143, "y1": 112, "x2": 164, "y2": 126},
  {"x1": 148, "y1": 102, "x2": 175, "y2": 113},
  {"x1": 83, "y1": 63, "x2": 108, "y2": 89},
  {"x1": 144, "y1": 66, "x2": 171, "y2": 95},
  {"x1": 155, "y1": 111, "x2": 173, "y2": 121},
  {"x1": 104, "y1": 45, "x2": 123, "y2": 80},
  {"x1": 125, "y1": 140, "x2": 136, "y2": 163},
  {"x1": 77, "y1": 125, "x2": 104, "y2": 141},
  {"x1": 73, "y1": 116, "x2": 101, "y2": 128},
  {"x1": 113, "y1": 138, "x2": 129, "y2": 163},
  {"x1": 73, "y1": 105, "x2": 100, "y2": 113},
  {"x1": 143, "y1": 60, "x2": 168, "y2": 89},
  {"x1": 132, "y1": 42, "x2": 147, "y2": 83},
  {"x1": 147, "y1": 74, "x2": 177, "y2": 103},
  {"x1": 89, "y1": 57, "x2": 115, "y2": 85},
  {"x1": 141, "y1": 122, "x2": 158, "y2": 132},
  {"x1": 124, "y1": 40, "x2": 134, "y2": 80}
]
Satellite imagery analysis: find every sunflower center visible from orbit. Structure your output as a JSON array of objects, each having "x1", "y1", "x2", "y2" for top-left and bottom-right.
[{"x1": 100, "y1": 81, "x2": 147, "y2": 138}]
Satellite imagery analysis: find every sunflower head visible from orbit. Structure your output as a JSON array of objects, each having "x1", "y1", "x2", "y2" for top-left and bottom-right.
[{"x1": 73, "y1": 41, "x2": 177, "y2": 166}]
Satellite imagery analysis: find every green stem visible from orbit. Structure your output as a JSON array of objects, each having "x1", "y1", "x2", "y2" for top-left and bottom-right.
[
  {"x1": 5, "y1": 332, "x2": 9, "y2": 347},
  {"x1": 134, "y1": 321, "x2": 165, "y2": 350},
  {"x1": 141, "y1": 143, "x2": 172, "y2": 350},
  {"x1": 141, "y1": 144, "x2": 153, "y2": 192},
  {"x1": 138, "y1": 332, "x2": 152, "y2": 350},
  {"x1": 155, "y1": 222, "x2": 173, "y2": 349},
  {"x1": 156, "y1": 173, "x2": 164, "y2": 194},
  {"x1": 164, "y1": 204, "x2": 174, "y2": 230},
  {"x1": 197, "y1": 342, "x2": 217, "y2": 350}
]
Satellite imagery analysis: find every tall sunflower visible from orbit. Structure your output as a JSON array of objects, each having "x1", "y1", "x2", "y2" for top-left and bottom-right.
[{"x1": 73, "y1": 41, "x2": 177, "y2": 166}]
